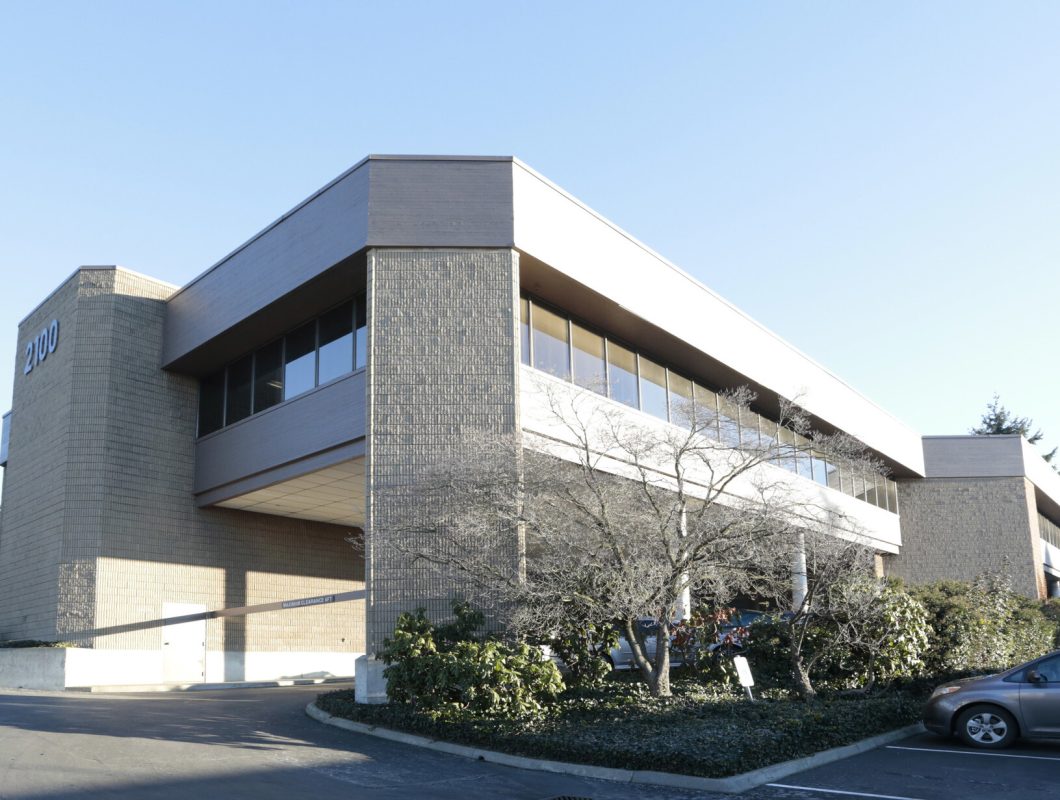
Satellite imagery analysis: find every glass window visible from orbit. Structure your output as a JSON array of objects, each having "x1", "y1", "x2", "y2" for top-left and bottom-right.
[
  {"x1": 718, "y1": 396, "x2": 741, "y2": 447},
  {"x1": 694, "y1": 383, "x2": 719, "y2": 438},
  {"x1": 531, "y1": 305, "x2": 570, "y2": 379},
  {"x1": 253, "y1": 339, "x2": 283, "y2": 413},
  {"x1": 520, "y1": 297, "x2": 530, "y2": 367},
  {"x1": 886, "y1": 479, "x2": 898, "y2": 514},
  {"x1": 878, "y1": 478, "x2": 888, "y2": 508},
  {"x1": 639, "y1": 356, "x2": 668, "y2": 421},
  {"x1": 847, "y1": 468, "x2": 864, "y2": 500},
  {"x1": 198, "y1": 370, "x2": 226, "y2": 437},
  {"x1": 794, "y1": 433, "x2": 814, "y2": 480},
  {"x1": 864, "y1": 474, "x2": 879, "y2": 505},
  {"x1": 1030, "y1": 654, "x2": 1060, "y2": 682},
  {"x1": 355, "y1": 293, "x2": 368, "y2": 369},
  {"x1": 739, "y1": 408, "x2": 761, "y2": 448},
  {"x1": 607, "y1": 341, "x2": 639, "y2": 408},
  {"x1": 811, "y1": 451, "x2": 829, "y2": 485},
  {"x1": 777, "y1": 427, "x2": 797, "y2": 472},
  {"x1": 285, "y1": 321, "x2": 317, "y2": 400},
  {"x1": 669, "y1": 373, "x2": 694, "y2": 429},
  {"x1": 318, "y1": 301, "x2": 354, "y2": 384},
  {"x1": 840, "y1": 464, "x2": 854, "y2": 495},
  {"x1": 572, "y1": 323, "x2": 606, "y2": 394},
  {"x1": 225, "y1": 355, "x2": 253, "y2": 426},
  {"x1": 759, "y1": 415, "x2": 778, "y2": 450},
  {"x1": 826, "y1": 459, "x2": 841, "y2": 491}
]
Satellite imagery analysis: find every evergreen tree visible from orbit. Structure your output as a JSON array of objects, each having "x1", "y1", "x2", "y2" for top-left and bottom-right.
[{"x1": 972, "y1": 395, "x2": 1056, "y2": 463}]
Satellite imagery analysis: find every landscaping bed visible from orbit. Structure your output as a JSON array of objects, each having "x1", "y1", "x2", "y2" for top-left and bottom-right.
[{"x1": 316, "y1": 677, "x2": 924, "y2": 778}]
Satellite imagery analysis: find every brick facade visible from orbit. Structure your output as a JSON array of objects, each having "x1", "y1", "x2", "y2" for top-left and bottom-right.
[
  {"x1": 0, "y1": 269, "x2": 365, "y2": 672},
  {"x1": 885, "y1": 476, "x2": 1046, "y2": 599},
  {"x1": 364, "y1": 248, "x2": 521, "y2": 654}
]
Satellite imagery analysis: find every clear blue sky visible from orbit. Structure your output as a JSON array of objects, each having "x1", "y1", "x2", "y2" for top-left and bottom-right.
[{"x1": 2, "y1": 2, "x2": 1059, "y2": 455}]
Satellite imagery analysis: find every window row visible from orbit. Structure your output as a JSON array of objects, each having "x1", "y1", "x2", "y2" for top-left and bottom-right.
[
  {"x1": 198, "y1": 294, "x2": 367, "y2": 437},
  {"x1": 520, "y1": 296, "x2": 899, "y2": 514},
  {"x1": 1040, "y1": 513, "x2": 1060, "y2": 551}
]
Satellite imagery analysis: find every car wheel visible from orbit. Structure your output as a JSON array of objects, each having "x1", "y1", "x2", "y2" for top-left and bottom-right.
[{"x1": 955, "y1": 705, "x2": 1018, "y2": 749}]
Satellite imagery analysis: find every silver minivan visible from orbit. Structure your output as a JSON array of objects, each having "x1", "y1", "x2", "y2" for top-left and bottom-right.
[{"x1": 923, "y1": 649, "x2": 1060, "y2": 748}]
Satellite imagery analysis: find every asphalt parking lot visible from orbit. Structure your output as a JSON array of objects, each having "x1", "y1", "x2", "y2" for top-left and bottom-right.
[
  {"x1": 744, "y1": 730, "x2": 1060, "y2": 800},
  {"x1": 2, "y1": 685, "x2": 1057, "y2": 800}
]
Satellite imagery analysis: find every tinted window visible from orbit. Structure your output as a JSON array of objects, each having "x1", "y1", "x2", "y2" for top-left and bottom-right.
[
  {"x1": 694, "y1": 383, "x2": 719, "y2": 438},
  {"x1": 669, "y1": 373, "x2": 694, "y2": 428},
  {"x1": 225, "y1": 355, "x2": 253, "y2": 425},
  {"x1": 607, "y1": 341, "x2": 638, "y2": 408},
  {"x1": 794, "y1": 433, "x2": 814, "y2": 480},
  {"x1": 777, "y1": 427, "x2": 797, "y2": 472},
  {"x1": 718, "y1": 397, "x2": 741, "y2": 447},
  {"x1": 639, "y1": 357, "x2": 668, "y2": 421},
  {"x1": 739, "y1": 408, "x2": 761, "y2": 448},
  {"x1": 531, "y1": 305, "x2": 570, "y2": 379},
  {"x1": 572, "y1": 323, "x2": 606, "y2": 394},
  {"x1": 355, "y1": 293, "x2": 367, "y2": 369},
  {"x1": 811, "y1": 451, "x2": 828, "y2": 485},
  {"x1": 1032, "y1": 654, "x2": 1060, "y2": 682},
  {"x1": 826, "y1": 459, "x2": 841, "y2": 491},
  {"x1": 520, "y1": 297, "x2": 530, "y2": 366},
  {"x1": 198, "y1": 370, "x2": 226, "y2": 436},
  {"x1": 253, "y1": 339, "x2": 283, "y2": 413},
  {"x1": 318, "y1": 301, "x2": 353, "y2": 384},
  {"x1": 285, "y1": 321, "x2": 316, "y2": 400},
  {"x1": 886, "y1": 479, "x2": 899, "y2": 513}
]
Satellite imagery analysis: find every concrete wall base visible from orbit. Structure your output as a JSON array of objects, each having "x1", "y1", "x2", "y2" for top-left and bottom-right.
[
  {"x1": 355, "y1": 655, "x2": 388, "y2": 703},
  {"x1": 0, "y1": 648, "x2": 360, "y2": 690}
]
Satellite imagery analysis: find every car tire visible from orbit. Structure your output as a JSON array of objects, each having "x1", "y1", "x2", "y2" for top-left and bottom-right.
[{"x1": 955, "y1": 704, "x2": 1018, "y2": 749}]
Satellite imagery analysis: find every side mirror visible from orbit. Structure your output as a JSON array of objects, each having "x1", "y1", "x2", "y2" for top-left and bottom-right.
[{"x1": 1027, "y1": 669, "x2": 1045, "y2": 684}]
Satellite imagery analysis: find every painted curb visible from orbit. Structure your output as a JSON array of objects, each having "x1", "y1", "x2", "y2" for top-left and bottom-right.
[{"x1": 306, "y1": 701, "x2": 926, "y2": 794}]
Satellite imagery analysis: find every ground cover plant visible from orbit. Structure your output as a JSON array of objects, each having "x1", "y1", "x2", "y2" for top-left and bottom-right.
[{"x1": 317, "y1": 675, "x2": 923, "y2": 778}]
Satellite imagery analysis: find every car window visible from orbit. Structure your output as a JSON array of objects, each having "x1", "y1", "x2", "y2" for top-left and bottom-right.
[{"x1": 1032, "y1": 654, "x2": 1060, "y2": 682}]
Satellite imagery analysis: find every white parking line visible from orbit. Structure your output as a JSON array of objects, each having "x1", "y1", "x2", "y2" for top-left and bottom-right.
[
  {"x1": 885, "y1": 745, "x2": 1060, "y2": 762},
  {"x1": 764, "y1": 784, "x2": 927, "y2": 800}
]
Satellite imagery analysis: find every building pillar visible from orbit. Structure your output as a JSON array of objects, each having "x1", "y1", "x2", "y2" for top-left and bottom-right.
[{"x1": 361, "y1": 248, "x2": 521, "y2": 693}]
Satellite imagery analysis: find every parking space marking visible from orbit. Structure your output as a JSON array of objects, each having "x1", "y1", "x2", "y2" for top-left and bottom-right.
[
  {"x1": 885, "y1": 745, "x2": 1060, "y2": 762},
  {"x1": 764, "y1": 783, "x2": 927, "y2": 800}
]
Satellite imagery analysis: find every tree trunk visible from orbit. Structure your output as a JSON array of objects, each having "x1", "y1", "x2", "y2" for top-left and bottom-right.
[
  {"x1": 622, "y1": 618, "x2": 672, "y2": 698},
  {"x1": 652, "y1": 621, "x2": 672, "y2": 697},
  {"x1": 789, "y1": 642, "x2": 816, "y2": 701}
]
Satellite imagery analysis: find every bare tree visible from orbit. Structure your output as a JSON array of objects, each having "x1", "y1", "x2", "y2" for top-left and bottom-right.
[
  {"x1": 376, "y1": 375, "x2": 881, "y2": 698},
  {"x1": 745, "y1": 520, "x2": 878, "y2": 700}
]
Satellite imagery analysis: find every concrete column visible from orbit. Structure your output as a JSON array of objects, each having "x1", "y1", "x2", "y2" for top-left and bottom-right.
[{"x1": 363, "y1": 248, "x2": 522, "y2": 682}]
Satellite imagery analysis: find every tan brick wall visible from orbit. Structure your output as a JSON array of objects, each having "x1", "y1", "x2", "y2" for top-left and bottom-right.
[
  {"x1": 365, "y1": 248, "x2": 521, "y2": 653},
  {"x1": 0, "y1": 268, "x2": 365, "y2": 658},
  {"x1": 885, "y1": 475, "x2": 1044, "y2": 599},
  {"x1": 0, "y1": 274, "x2": 82, "y2": 639}
]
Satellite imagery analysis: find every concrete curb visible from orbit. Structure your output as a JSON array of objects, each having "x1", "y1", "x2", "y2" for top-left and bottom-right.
[{"x1": 305, "y1": 701, "x2": 925, "y2": 794}]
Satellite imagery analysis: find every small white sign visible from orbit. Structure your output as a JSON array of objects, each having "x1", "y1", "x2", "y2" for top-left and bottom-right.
[{"x1": 733, "y1": 655, "x2": 755, "y2": 687}]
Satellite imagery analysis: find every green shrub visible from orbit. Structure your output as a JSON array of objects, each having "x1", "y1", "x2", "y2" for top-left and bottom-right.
[
  {"x1": 740, "y1": 582, "x2": 929, "y2": 693},
  {"x1": 740, "y1": 615, "x2": 796, "y2": 690},
  {"x1": 821, "y1": 581, "x2": 930, "y2": 688},
  {"x1": 380, "y1": 603, "x2": 564, "y2": 719},
  {"x1": 546, "y1": 617, "x2": 618, "y2": 689},
  {"x1": 910, "y1": 574, "x2": 1056, "y2": 674},
  {"x1": 1041, "y1": 598, "x2": 1060, "y2": 647}
]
